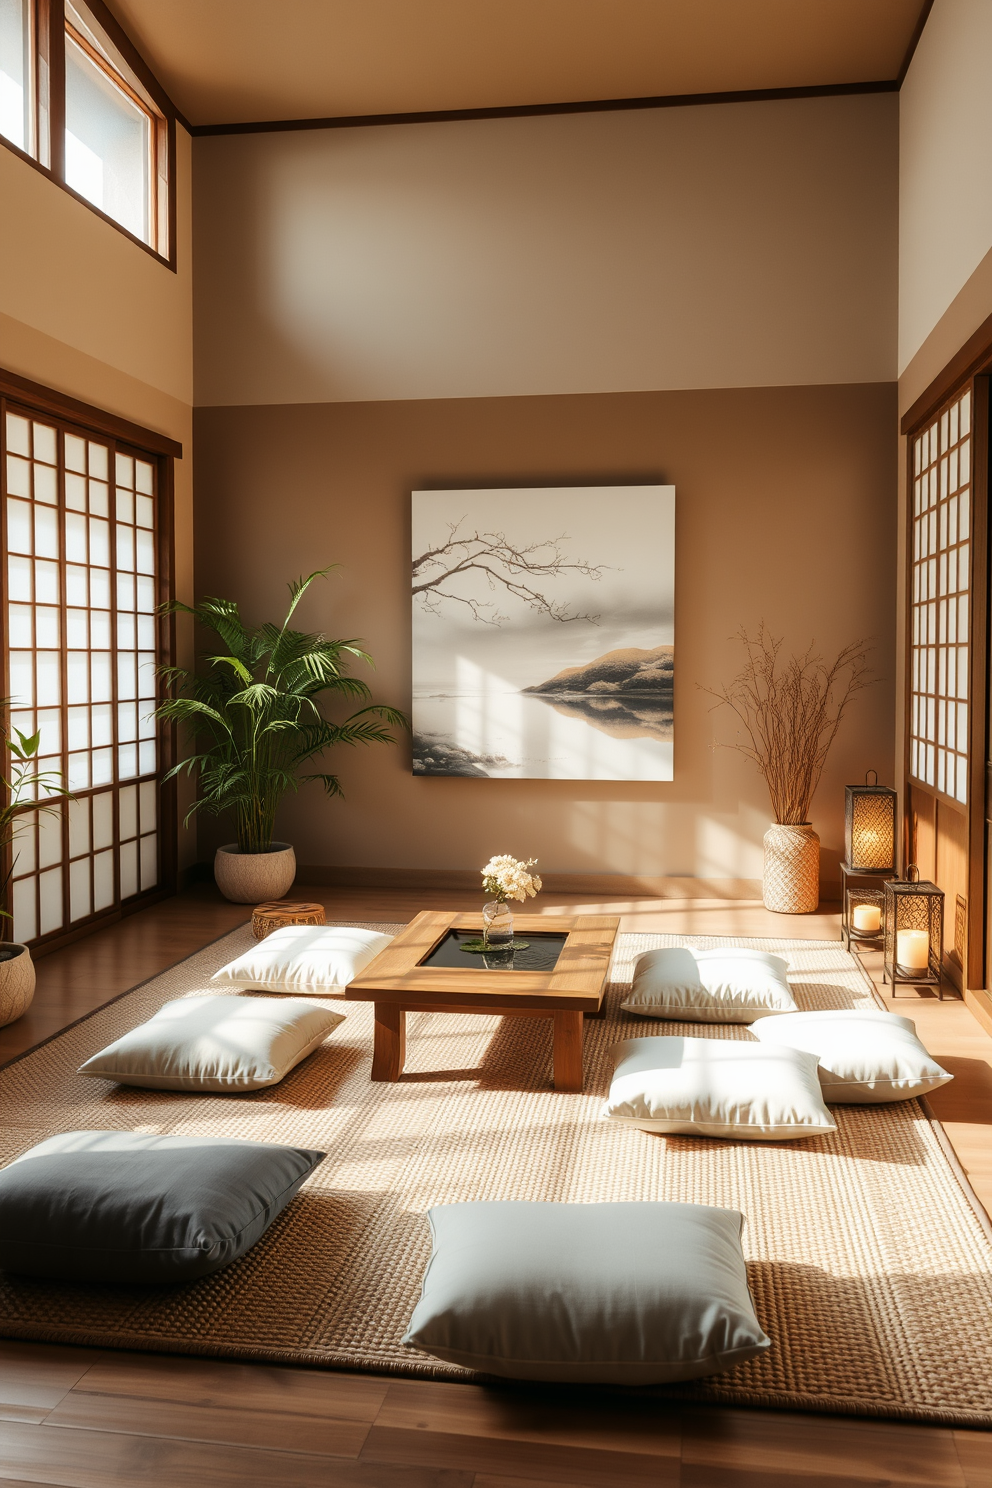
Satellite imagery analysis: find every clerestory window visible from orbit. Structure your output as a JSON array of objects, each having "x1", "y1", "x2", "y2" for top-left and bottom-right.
[{"x1": 0, "y1": 0, "x2": 173, "y2": 263}]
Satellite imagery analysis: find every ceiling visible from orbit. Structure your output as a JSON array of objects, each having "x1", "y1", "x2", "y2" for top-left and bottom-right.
[{"x1": 106, "y1": 0, "x2": 926, "y2": 130}]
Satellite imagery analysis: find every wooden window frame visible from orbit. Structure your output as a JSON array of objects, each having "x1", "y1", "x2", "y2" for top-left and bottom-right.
[
  {"x1": 902, "y1": 361, "x2": 991, "y2": 991},
  {"x1": 0, "y1": 366, "x2": 180, "y2": 957},
  {"x1": 0, "y1": 0, "x2": 181, "y2": 271}
]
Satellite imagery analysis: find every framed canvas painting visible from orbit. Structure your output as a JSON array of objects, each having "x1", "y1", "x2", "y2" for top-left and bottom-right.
[{"x1": 411, "y1": 486, "x2": 674, "y2": 780}]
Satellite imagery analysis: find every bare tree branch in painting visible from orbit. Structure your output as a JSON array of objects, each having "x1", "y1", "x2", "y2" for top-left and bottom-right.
[{"x1": 412, "y1": 521, "x2": 606, "y2": 625}]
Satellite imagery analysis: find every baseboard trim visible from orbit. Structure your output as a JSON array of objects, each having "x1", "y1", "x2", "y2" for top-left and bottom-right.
[
  {"x1": 963, "y1": 985, "x2": 992, "y2": 1041},
  {"x1": 294, "y1": 866, "x2": 764, "y2": 899}
]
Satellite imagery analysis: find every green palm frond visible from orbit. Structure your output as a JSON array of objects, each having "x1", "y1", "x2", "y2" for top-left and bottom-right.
[{"x1": 157, "y1": 568, "x2": 408, "y2": 852}]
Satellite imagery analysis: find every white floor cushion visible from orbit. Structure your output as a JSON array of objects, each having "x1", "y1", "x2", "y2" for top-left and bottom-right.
[
  {"x1": 77, "y1": 995, "x2": 345, "y2": 1091},
  {"x1": 211, "y1": 925, "x2": 394, "y2": 995},
  {"x1": 748, "y1": 1009, "x2": 953, "y2": 1103},
  {"x1": 604, "y1": 1034, "x2": 836, "y2": 1140},
  {"x1": 621, "y1": 946, "x2": 797, "y2": 1022},
  {"x1": 403, "y1": 1200, "x2": 771, "y2": 1384}
]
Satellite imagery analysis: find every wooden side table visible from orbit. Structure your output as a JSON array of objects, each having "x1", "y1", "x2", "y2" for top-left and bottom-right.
[{"x1": 251, "y1": 901, "x2": 326, "y2": 940}]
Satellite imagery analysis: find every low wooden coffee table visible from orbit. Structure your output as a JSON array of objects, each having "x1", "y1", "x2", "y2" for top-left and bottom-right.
[{"x1": 345, "y1": 910, "x2": 620, "y2": 1092}]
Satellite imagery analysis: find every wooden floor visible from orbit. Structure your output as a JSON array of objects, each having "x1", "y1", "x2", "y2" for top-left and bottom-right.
[{"x1": 0, "y1": 883, "x2": 988, "y2": 1487}]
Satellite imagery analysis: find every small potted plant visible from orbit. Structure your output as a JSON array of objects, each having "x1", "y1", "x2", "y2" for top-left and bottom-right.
[
  {"x1": 0, "y1": 714, "x2": 71, "y2": 1025},
  {"x1": 480, "y1": 855, "x2": 543, "y2": 947},
  {"x1": 157, "y1": 568, "x2": 407, "y2": 903},
  {"x1": 705, "y1": 627, "x2": 873, "y2": 913}
]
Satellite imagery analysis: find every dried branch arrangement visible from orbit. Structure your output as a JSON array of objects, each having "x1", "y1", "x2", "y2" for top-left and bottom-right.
[{"x1": 704, "y1": 627, "x2": 874, "y2": 824}]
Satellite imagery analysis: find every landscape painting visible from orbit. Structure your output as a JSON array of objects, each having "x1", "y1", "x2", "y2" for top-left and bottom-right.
[{"x1": 412, "y1": 486, "x2": 675, "y2": 780}]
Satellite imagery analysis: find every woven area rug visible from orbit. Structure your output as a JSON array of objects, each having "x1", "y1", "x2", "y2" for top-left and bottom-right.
[{"x1": 1, "y1": 925, "x2": 992, "y2": 1427}]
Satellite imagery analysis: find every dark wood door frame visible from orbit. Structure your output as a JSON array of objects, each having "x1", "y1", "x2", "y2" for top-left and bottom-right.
[{"x1": 902, "y1": 356, "x2": 992, "y2": 991}]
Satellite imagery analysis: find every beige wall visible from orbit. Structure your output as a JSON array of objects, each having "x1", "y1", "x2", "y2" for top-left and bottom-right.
[
  {"x1": 193, "y1": 93, "x2": 897, "y2": 407},
  {"x1": 899, "y1": 0, "x2": 992, "y2": 376},
  {"x1": 0, "y1": 129, "x2": 197, "y2": 869},
  {"x1": 194, "y1": 383, "x2": 896, "y2": 885}
]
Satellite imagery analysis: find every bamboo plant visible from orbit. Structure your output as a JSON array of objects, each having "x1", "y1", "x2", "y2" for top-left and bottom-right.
[
  {"x1": 704, "y1": 626, "x2": 873, "y2": 824},
  {"x1": 0, "y1": 714, "x2": 71, "y2": 931},
  {"x1": 156, "y1": 568, "x2": 406, "y2": 854}
]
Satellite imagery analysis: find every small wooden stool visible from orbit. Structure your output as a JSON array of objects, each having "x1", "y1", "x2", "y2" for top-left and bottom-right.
[{"x1": 251, "y1": 901, "x2": 326, "y2": 940}]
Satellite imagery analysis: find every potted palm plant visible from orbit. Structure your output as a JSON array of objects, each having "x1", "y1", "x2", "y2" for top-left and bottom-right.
[
  {"x1": 705, "y1": 627, "x2": 873, "y2": 913},
  {"x1": 158, "y1": 568, "x2": 407, "y2": 903},
  {"x1": 0, "y1": 715, "x2": 71, "y2": 1025}
]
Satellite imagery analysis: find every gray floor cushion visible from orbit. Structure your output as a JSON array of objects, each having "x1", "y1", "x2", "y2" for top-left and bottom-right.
[
  {"x1": 0, "y1": 1131, "x2": 324, "y2": 1283},
  {"x1": 403, "y1": 1200, "x2": 770, "y2": 1384}
]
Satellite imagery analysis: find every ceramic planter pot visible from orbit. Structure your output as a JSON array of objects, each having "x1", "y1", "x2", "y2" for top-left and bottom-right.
[
  {"x1": 0, "y1": 944, "x2": 35, "y2": 1027},
  {"x1": 762, "y1": 823, "x2": 820, "y2": 914},
  {"x1": 214, "y1": 843, "x2": 297, "y2": 904}
]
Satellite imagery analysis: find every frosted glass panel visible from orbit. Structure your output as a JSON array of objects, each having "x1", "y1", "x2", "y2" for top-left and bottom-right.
[
  {"x1": 92, "y1": 790, "x2": 113, "y2": 849},
  {"x1": 93, "y1": 849, "x2": 114, "y2": 911},
  {"x1": 139, "y1": 779, "x2": 157, "y2": 830},
  {"x1": 65, "y1": 28, "x2": 151, "y2": 244},
  {"x1": 8, "y1": 604, "x2": 32, "y2": 647},
  {"x1": 91, "y1": 702, "x2": 112, "y2": 746},
  {"x1": 0, "y1": 0, "x2": 29, "y2": 149},
  {"x1": 39, "y1": 866, "x2": 62, "y2": 935},
  {"x1": 37, "y1": 808, "x2": 62, "y2": 869},
  {"x1": 91, "y1": 653, "x2": 112, "y2": 700},
  {"x1": 5, "y1": 413, "x2": 29, "y2": 456},
  {"x1": 9, "y1": 651, "x2": 32, "y2": 706},
  {"x1": 139, "y1": 831, "x2": 157, "y2": 889},
  {"x1": 92, "y1": 747, "x2": 113, "y2": 784},
  {"x1": 34, "y1": 505, "x2": 58, "y2": 558},
  {"x1": 68, "y1": 796, "x2": 90, "y2": 857},
  {"x1": 119, "y1": 783, "x2": 137, "y2": 839},
  {"x1": 12, "y1": 878, "x2": 36, "y2": 944},
  {"x1": 11, "y1": 816, "x2": 35, "y2": 882},
  {"x1": 70, "y1": 857, "x2": 91, "y2": 922},
  {"x1": 119, "y1": 839, "x2": 138, "y2": 899},
  {"x1": 7, "y1": 498, "x2": 32, "y2": 553},
  {"x1": 65, "y1": 472, "x2": 86, "y2": 511},
  {"x1": 35, "y1": 606, "x2": 59, "y2": 647},
  {"x1": 8, "y1": 555, "x2": 30, "y2": 601},
  {"x1": 36, "y1": 653, "x2": 60, "y2": 706},
  {"x1": 66, "y1": 564, "x2": 87, "y2": 605},
  {"x1": 66, "y1": 609, "x2": 88, "y2": 648}
]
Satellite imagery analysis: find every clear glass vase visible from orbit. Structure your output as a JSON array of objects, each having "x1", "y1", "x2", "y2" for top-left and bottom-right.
[{"x1": 482, "y1": 899, "x2": 514, "y2": 948}]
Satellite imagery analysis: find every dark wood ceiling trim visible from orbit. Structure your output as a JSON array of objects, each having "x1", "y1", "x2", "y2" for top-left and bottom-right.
[
  {"x1": 190, "y1": 77, "x2": 898, "y2": 139},
  {"x1": 901, "y1": 310, "x2": 992, "y2": 435},
  {"x1": 897, "y1": 0, "x2": 936, "y2": 86},
  {"x1": 0, "y1": 366, "x2": 184, "y2": 458},
  {"x1": 91, "y1": 0, "x2": 192, "y2": 130}
]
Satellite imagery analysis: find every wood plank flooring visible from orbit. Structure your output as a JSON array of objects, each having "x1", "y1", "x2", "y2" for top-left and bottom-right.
[{"x1": 0, "y1": 882, "x2": 988, "y2": 1485}]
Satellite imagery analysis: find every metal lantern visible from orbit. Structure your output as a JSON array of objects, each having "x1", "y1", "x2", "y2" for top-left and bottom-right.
[
  {"x1": 844, "y1": 772, "x2": 897, "y2": 873},
  {"x1": 842, "y1": 885, "x2": 884, "y2": 952},
  {"x1": 882, "y1": 868, "x2": 945, "y2": 998}
]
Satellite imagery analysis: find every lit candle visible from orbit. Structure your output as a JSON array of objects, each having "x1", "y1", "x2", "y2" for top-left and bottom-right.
[
  {"x1": 852, "y1": 904, "x2": 881, "y2": 933},
  {"x1": 896, "y1": 928, "x2": 929, "y2": 971}
]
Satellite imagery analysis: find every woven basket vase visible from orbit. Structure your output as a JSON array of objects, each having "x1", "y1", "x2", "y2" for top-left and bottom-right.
[{"x1": 762, "y1": 822, "x2": 820, "y2": 914}]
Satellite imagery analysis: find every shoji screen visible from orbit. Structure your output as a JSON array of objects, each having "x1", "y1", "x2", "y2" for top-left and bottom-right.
[
  {"x1": 909, "y1": 386, "x2": 972, "y2": 804},
  {"x1": 1, "y1": 399, "x2": 169, "y2": 945}
]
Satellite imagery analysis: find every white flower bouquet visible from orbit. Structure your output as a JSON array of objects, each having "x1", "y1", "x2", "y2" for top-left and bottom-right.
[{"x1": 481, "y1": 855, "x2": 543, "y2": 905}]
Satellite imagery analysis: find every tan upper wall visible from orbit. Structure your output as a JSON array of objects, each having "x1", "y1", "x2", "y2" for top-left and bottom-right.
[
  {"x1": 899, "y1": 0, "x2": 992, "y2": 377},
  {"x1": 0, "y1": 129, "x2": 197, "y2": 869},
  {"x1": 194, "y1": 94, "x2": 897, "y2": 407},
  {"x1": 0, "y1": 131, "x2": 193, "y2": 411}
]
